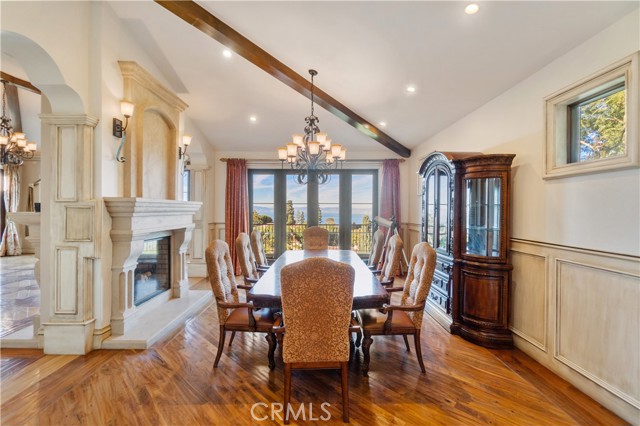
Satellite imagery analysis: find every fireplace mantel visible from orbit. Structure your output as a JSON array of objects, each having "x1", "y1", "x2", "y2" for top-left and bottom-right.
[{"x1": 104, "y1": 197, "x2": 202, "y2": 335}]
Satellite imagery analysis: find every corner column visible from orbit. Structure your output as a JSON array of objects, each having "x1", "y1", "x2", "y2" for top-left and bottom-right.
[{"x1": 39, "y1": 114, "x2": 99, "y2": 354}]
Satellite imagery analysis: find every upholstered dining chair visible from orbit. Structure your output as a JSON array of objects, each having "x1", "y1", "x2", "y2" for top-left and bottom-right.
[
  {"x1": 250, "y1": 230, "x2": 270, "y2": 273},
  {"x1": 368, "y1": 229, "x2": 385, "y2": 271},
  {"x1": 302, "y1": 226, "x2": 329, "y2": 250},
  {"x1": 277, "y1": 257, "x2": 356, "y2": 424},
  {"x1": 359, "y1": 242, "x2": 436, "y2": 376},
  {"x1": 205, "y1": 240, "x2": 278, "y2": 369},
  {"x1": 235, "y1": 233, "x2": 260, "y2": 287},
  {"x1": 377, "y1": 234, "x2": 404, "y2": 286}
]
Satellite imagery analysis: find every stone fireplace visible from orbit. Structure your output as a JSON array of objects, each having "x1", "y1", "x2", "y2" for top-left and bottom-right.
[{"x1": 105, "y1": 198, "x2": 202, "y2": 336}]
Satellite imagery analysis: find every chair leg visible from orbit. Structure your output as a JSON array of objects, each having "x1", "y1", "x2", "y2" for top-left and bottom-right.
[
  {"x1": 228, "y1": 331, "x2": 236, "y2": 347},
  {"x1": 414, "y1": 331, "x2": 426, "y2": 373},
  {"x1": 355, "y1": 329, "x2": 363, "y2": 348},
  {"x1": 362, "y1": 335, "x2": 373, "y2": 376},
  {"x1": 341, "y1": 362, "x2": 349, "y2": 422},
  {"x1": 284, "y1": 363, "x2": 292, "y2": 425},
  {"x1": 403, "y1": 335, "x2": 410, "y2": 352},
  {"x1": 214, "y1": 325, "x2": 226, "y2": 368},
  {"x1": 266, "y1": 333, "x2": 277, "y2": 370}
]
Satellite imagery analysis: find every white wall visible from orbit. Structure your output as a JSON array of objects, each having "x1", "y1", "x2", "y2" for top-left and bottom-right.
[
  {"x1": 408, "y1": 10, "x2": 640, "y2": 256},
  {"x1": 408, "y1": 10, "x2": 640, "y2": 424}
]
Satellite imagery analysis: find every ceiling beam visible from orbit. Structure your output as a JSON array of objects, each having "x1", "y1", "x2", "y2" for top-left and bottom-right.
[
  {"x1": 1, "y1": 72, "x2": 41, "y2": 95},
  {"x1": 155, "y1": 0, "x2": 411, "y2": 158}
]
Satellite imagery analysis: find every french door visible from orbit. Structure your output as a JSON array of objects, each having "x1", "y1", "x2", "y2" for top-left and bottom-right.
[{"x1": 249, "y1": 169, "x2": 378, "y2": 258}]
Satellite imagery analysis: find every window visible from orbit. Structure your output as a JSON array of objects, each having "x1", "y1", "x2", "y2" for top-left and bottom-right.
[
  {"x1": 182, "y1": 170, "x2": 190, "y2": 201},
  {"x1": 249, "y1": 170, "x2": 378, "y2": 258},
  {"x1": 544, "y1": 52, "x2": 638, "y2": 178}
]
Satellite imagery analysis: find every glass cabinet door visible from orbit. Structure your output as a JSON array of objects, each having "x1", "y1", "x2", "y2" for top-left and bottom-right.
[
  {"x1": 464, "y1": 177, "x2": 501, "y2": 257},
  {"x1": 423, "y1": 167, "x2": 450, "y2": 252}
]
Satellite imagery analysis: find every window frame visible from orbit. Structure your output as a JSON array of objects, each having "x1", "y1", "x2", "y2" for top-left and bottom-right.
[{"x1": 544, "y1": 52, "x2": 639, "y2": 179}]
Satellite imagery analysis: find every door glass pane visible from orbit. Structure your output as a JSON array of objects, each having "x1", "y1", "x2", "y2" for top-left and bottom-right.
[
  {"x1": 426, "y1": 174, "x2": 435, "y2": 245},
  {"x1": 351, "y1": 174, "x2": 374, "y2": 255},
  {"x1": 318, "y1": 174, "x2": 340, "y2": 248},
  {"x1": 286, "y1": 174, "x2": 307, "y2": 250},
  {"x1": 437, "y1": 171, "x2": 449, "y2": 250},
  {"x1": 465, "y1": 177, "x2": 501, "y2": 257},
  {"x1": 251, "y1": 173, "x2": 275, "y2": 256}
]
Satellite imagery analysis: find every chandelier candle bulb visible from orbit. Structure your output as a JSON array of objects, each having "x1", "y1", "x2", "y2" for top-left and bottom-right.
[
  {"x1": 293, "y1": 134, "x2": 304, "y2": 146},
  {"x1": 323, "y1": 138, "x2": 332, "y2": 152},
  {"x1": 0, "y1": 136, "x2": 7, "y2": 146},
  {"x1": 28, "y1": 142, "x2": 37, "y2": 151},
  {"x1": 331, "y1": 144, "x2": 342, "y2": 158},
  {"x1": 339, "y1": 147, "x2": 346, "y2": 160},
  {"x1": 309, "y1": 141, "x2": 320, "y2": 155},
  {"x1": 287, "y1": 143, "x2": 298, "y2": 157},
  {"x1": 278, "y1": 147, "x2": 288, "y2": 160},
  {"x1": 316, "y1": 132, "x2": 327, "y2": 145}
]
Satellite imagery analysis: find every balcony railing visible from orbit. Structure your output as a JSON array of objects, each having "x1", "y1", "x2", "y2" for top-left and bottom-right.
[{"x1": 252, "y1": 222, "x2": 373, "y2": 257}]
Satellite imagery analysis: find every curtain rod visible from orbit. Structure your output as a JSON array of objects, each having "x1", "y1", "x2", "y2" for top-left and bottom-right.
[{"x1": 219, "y1": 158, "x2": 405, "y2": 163}]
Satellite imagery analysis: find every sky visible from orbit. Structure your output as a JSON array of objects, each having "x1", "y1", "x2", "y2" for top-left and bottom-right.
[{"x1": 252, "y1": 173, "x2": 374, "y2": 223}]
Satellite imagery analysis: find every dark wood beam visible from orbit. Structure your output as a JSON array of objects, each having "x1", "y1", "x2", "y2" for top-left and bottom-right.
[
  {"x1": 155, "y1": 0, "x2": 411, "y2": 158},
  {"x1": 0, "y1": 72, "x2": 41, "y2": 95}
]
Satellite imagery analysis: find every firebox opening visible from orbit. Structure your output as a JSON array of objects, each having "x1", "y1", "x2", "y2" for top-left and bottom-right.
[{"x1": 134, "y1": 236, "x2": 171, "y2": 306}]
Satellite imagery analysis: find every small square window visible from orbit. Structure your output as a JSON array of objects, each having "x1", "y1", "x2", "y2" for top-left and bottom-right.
[{"x1": 544, "y1": 52, "x2": 639, "y2": 178}]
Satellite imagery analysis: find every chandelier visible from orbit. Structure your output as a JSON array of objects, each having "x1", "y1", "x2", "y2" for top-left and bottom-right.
[
  {"x1": 277, "y1": 69, "x2": 346, "y2": 185},
  {"x1": 0, "y1": 81, "x2": 37, "y2": 166}
]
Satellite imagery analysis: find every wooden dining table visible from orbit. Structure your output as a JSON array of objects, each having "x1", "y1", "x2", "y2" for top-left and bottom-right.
[{"x1": 247, "y1": 249, "x2": 390, "y2": 310}]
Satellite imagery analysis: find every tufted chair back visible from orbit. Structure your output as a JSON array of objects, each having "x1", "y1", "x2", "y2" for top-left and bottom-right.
[
  {"x1": 302, "y1": 226, "x2": 329, "y2": 250},
  {"x1": 235, "y1": 233, "x2": 259, "y2": 281},
  {"x1": 368, "y1": 229, "x2": 385, "y2": 267},
  {"x1": 380, "y1": 234, "x2": 403, "y2": 281},
  {"x1": 280, "y1": 257, "x2": 355, "y2": 363},
  {"x1": 401, "y1": 242, "x2": 437, "y2": 328},
  {"x1": 251, "y1": 230, "x2": 268, "y2": 267},
  {"x1": 205, "y1": 240, "x2": 240, "y2": 324}
]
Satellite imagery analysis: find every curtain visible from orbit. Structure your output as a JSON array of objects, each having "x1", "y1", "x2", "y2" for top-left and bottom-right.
[
  {"x1": 224, "y1": 159, "x2": 249, "y2": 275},
  {"x1": 380, "y1": 159, "x2": 401, "y2": 235},
  {"x1": 0, "y1": 165, "x2": 22, "y2": 256}
]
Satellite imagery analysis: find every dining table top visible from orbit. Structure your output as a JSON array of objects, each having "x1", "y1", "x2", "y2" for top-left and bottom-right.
[{"x1": 247, "y1": 249, "x2": 390, "y2": 310}]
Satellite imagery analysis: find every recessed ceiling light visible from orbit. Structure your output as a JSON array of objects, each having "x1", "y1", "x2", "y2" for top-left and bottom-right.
[
  {"x1": 405, "y1": 85, "x2": 417, "y2": 94},
  {"x1": 249, "y1": 115, "x2": 257, "y2": 123},
  {"x1": 379, "y1": 121, "x2": 387, "y2": 127},
  {"x1": 223, "y1": 49, "x2": 232, "y2": 58},
  {"x1": 465, "y1": 3, "x2": 479, "y2": 14}
]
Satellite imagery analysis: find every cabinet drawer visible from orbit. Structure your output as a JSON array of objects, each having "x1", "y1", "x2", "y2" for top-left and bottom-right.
[{"x1": 431, "y1": 272, "x2": 450, "y2": 294}]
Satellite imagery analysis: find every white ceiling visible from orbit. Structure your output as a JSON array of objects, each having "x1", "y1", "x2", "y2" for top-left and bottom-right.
[{"x1": 110, "y1": 1, "x2": 637, "y2": 156}]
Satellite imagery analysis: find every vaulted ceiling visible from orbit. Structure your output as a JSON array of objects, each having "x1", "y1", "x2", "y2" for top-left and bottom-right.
[{"x1": 38, "y1": 2, "x2": 640, "y2": 156}]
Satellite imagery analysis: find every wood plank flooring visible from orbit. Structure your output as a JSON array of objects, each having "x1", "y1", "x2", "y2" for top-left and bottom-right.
[{"x1": 0, "y1": 278, "x2": 625, "y2": 425}]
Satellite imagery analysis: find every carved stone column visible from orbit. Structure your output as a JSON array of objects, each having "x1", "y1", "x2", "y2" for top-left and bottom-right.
[{"x1": 39, "y1": 114, "x2": 99, "y2": 354}]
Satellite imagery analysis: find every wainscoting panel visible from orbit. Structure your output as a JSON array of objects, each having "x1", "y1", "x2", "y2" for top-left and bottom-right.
[
  {"x1": 510, "y1": 239, "x2": 640, "y2": 424},
  {"x1": 555, "y1": 259, "x2": 639, "y2": 408},
  {"x1": 56, "y1": 126, "x2": 77, "y2": 202},
  {"x1": 55, "y1": 246, "x2": 78, "y2": 315},
  {"x1": 510, "y1": 250, "x2": 547, "y2": 351}
]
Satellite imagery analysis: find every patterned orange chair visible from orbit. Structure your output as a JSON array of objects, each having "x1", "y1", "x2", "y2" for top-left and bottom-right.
[
  {"x1": 302, "y1": 226, "x2": 329, "y2": 250},
  {"x1": 377, "y1": 234, "x2": 403, "y2": 286},
  {"x1": 205, "y1": 240, "x2": 277, "y2": 369},
  {"x1": 278, "y1": 257, "x2": 356, "y2": 424},
  {"x1": 368, "y1": 229, "x2": 385, "y2": 270},
  {"x1": 250, "y1": 230, "x2": 270, "y2": 273},
  {"x1": 360, "y1": 242, "x2": 436, "y2": 376},
  {"x1": 235, "y1": 233, "x2": 260, "y2": 287}
]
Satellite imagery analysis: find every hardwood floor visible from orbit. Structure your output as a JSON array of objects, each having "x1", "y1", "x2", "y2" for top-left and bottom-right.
[{"x1": 0, "y1": 278, "x2": 625, "y2": 425}]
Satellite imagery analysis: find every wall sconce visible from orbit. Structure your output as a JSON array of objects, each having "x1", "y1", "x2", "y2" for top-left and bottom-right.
[
  {"x1": 179, "y1": 134, "x2": 192, "y2": 160},
  {"x1": 113, "y1": 101, "x2": 134, "y2": 163}
]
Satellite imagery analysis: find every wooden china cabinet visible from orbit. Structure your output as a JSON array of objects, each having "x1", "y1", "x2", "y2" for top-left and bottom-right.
[{"x1": 420, "y1": 152, "x2": 515, "y2": 349}]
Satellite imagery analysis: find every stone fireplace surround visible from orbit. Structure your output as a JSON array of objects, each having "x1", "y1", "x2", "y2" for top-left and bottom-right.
[{"x1": 104, "y1": 197, "x2": 210, "y2": 347}]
